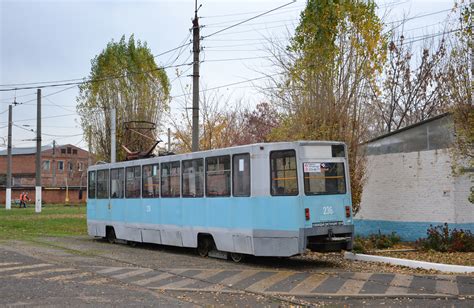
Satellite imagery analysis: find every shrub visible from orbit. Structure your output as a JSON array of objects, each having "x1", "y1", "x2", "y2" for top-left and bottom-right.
[
  {"x1": 416, "y1": 223, "x2": 474, "y2": 252},
  {"x1": 353, "y1": 231, "x2": 401, "y2": 253}
]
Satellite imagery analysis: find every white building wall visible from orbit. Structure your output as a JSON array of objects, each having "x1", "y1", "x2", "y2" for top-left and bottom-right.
[{"x1": 357, "y1": 148, "x2": 460, "y2": 223}]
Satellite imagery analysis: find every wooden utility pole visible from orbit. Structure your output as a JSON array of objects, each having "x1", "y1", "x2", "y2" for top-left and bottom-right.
[
  {"x1": 35, "y1": 89, "x2": 42, "y2": 213},
  {"x1": 5, "y1": 105, "x2": 12, "y2": 210},
  {"x1": 191, "y1": 0, "x2": 200, "y2": 152}
]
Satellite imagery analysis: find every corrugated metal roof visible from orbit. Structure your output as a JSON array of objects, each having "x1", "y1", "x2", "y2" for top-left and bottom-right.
[{"x1": 0, "y1": 145, "x2": 53, "y2": 156}]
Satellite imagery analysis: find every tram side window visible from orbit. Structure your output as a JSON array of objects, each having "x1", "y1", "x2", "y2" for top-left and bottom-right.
[
  {"x1": 161, "y1": 161, "x2": 180, "y2": 197},
  {"x1": 110, "y1": 168, "x2": 124, "y2": 198},
  {"x1": 182, "y1": 159, "x2": 204, "y2": 197},
  {"x1": 96, "y1": 169, "x2": 109, "y2": 199},
  {"x1": 206, "y1": 155, "x2": 230, "y2": 197},
  {"x1": 88, "y1": 171, "x2": 96, "y2": 199},
  {"x1": 125, "y1": 166, "x2": 141, "y2": 198},
  {"x1": 270, "y1": 150, "x2": 298, "y2": 196},
  {"x1": 233, "y1": 153, "x2": 250, "y2": 197},
  {"x1": 143, "y1": 164, "x2": 159, "y2": 198}
]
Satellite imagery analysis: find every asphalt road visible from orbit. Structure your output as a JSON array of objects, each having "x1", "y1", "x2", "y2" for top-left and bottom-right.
[{"x1": 0, "y1": 236, "x2": 472, "y2": 307}]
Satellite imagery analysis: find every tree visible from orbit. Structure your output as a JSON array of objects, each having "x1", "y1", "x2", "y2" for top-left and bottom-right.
[
  {"x1": 445, "y1": 2, "x2": 473, "y2": 202},
  {"x1": 371, "y1": 32, "x2": 450, "y2": 135},
  {"x1": 169, "y1": 88, "x2": 244, "y2": 153},
  {"x1": 234, "y1": 102, "x2": 281, "y2": 145},
  {"x1": 77, "y1": 35, "x2": 170, "y2": 162},
  {"x1": 263, "y1": 0, "x2": 386, "y2": 212}
]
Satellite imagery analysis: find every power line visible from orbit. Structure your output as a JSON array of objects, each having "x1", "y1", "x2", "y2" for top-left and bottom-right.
[
  {"x1": 202, "y1": 56, "x2": 273, "y2": 62},
  {"x1": 201, "y1": 4, "x2": 305, "y2": 19},
  {"x1": 0, "y1": 62, "x2": 191, "y2": 92},
  {"x1": 171, "y1": 74, "x2": 279, "y2": 99},
  {"x1": 202, "y1": 1, "x2": 297, "y2": 39}
]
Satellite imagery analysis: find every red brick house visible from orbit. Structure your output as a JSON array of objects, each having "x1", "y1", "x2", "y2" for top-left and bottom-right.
[{"x1": 0, "y1": 144, "x2": 91, "y2": 204}]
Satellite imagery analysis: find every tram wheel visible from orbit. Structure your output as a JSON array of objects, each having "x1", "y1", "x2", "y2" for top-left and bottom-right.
[
  {"x1": 197, "y1": 237, "x2": 212, "y2": 257},
  {"x1": 106, "y1": 227, "x2": 116, "y2": 244},
  {"x1": 229, "y1": 252, "x2": 244, "y2": 263}
]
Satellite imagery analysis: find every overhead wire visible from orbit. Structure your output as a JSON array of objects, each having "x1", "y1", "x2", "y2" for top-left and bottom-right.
[{"x1": 201, "y1": 1, "x2": 297, "y2": 39}]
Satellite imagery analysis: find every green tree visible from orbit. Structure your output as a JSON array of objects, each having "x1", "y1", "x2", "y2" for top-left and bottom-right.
[
  {"x1": 77, "y1": 35, "x2": 170, "y2": 162},
  {"x1": 265, "y1": 0, "x2": 386, "y2": 212}
]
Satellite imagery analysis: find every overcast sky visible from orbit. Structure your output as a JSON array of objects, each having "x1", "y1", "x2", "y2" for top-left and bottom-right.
[{"x1": 0, "y1": 0, "x2": 456, "y2": 151}]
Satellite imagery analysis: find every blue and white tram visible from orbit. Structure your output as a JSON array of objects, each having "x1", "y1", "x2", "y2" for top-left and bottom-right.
[{"x1": 86, "y1": 141, "x2": 354, "y2": 261}]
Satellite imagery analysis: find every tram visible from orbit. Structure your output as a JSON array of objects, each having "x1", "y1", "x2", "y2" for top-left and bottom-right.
[{"x1": 87, "y1": 141, "x2": 354, "y2": 261}]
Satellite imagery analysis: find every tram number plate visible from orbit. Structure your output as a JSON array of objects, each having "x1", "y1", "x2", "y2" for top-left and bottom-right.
[{"x1": 313, "y1": 221, "x2": 343, "y2": 227}]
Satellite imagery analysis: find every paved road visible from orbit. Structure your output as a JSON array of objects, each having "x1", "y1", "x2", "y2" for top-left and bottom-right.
[{"x1": 0, "y1": 237, "x2": 472, "y2": 307}]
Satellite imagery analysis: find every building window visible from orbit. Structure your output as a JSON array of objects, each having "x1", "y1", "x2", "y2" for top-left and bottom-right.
[
  {"x1": 110, "y1": 168, "x2": 124, "y2": 198},
  {"x1": 42, "y1": 160, "x2": 50, "y2": 171},
  {"x1": 58, "y1": 161, "x2": 64, "y2": 171},
  {"x1": 161, "y1": 161, "x2": 180, "y2": 197},
  {"x1": 96, "y1": 169, "x2": 109, "y2": 199},
  {"x1": 72, "y1": 149, "x2": 78, "y2": 155},
  {"x1": 67, "y1": 147, "x2": 72, "y2": 154},
  {"x1": 77, "y1": 162, "x2": 84, "y2": 171},
  {"x1": 61, "y1": 148, "x2": 66, "y2": 154},
  {"x1": 67, "y1": 161, "x2": 73, "y2": 171},
  {"x1": 88, "y1": 171, "x2": 96, "y2": 199},
  {"x1": 270, "y1": 150, "x2": 298, "y2": 196},
  {"x1": 206, "y1": 155, "x2": 230, "y2": 197},
  {"x1": 182, "y1": 159, "x2": 204, "y2": 198},
  {"x1": 233, "y1": 153, "x2": 250, "y2": 197},
  {"x1": 143, "y1": 164, "x2": 159, "y2": 198},
  {"x1": 125, "y1": 166, "x2": 141, "y2": 198}
]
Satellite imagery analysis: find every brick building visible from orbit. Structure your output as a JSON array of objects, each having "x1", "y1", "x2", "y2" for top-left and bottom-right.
[
  {"x1": 354, "y1": 114, "x2": 473, "y2": 240},
  {"x1": 0, "y1": 144, "x2": 91, "y2": 204}
]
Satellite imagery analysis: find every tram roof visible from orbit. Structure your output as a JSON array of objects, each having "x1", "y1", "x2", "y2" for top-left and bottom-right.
[{"x1": 89, "y1": 140, "x2": 345, "y2": 170}]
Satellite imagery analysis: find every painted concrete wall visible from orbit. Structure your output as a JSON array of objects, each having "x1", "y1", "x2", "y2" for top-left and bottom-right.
[{"x1": 355, "y1": 149, "x2": 473, "y2": 241}]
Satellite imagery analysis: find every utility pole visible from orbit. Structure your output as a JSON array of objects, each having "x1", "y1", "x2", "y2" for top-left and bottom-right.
[
  {"x1": 167, "y1": 127, "x2": 171, "y2": 152},
  {"x1": 111, "y1": 107, "x2": 116, "y2": 163},
  {"x1": 5, "y1": 105, "x2": 12, "y2": 210},
  {"x1": 52, "y1": 140, "x2": 56, "y2": 187},
  {"x1": 191, "y1": 0, "x2": 200, "y2": 152},
  {"x1": 35, "y1": 89, "x2": 42, "y2": 213},
  {"x1": 88, "y1": 127, "x2": 92, "y2": 167}
]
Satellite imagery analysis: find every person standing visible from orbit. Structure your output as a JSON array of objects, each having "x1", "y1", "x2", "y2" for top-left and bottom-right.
[
  {"x1": 19, "y1": 192, "x2": 25, "y2": 208},
  {"x1": 23, "y1": 192, "x2": 30, "y2": 208}
]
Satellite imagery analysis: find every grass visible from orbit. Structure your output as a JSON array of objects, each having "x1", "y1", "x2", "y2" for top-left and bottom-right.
[{"x1": 0, "y1": 204, "x2": 87, "y2": 240}]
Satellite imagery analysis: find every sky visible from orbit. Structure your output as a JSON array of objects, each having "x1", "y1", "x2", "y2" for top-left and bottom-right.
[{"x1": 0, "y1": 0, "x2": 458, "y2": 152}]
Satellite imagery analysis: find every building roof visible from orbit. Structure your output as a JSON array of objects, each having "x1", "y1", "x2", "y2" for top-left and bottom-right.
[
  {"x1": 366, "y1": 112, "x2": 451, "y2": 144},
  {"x1": 0, "y1": 144, "x2": 53, "y2": 156}
]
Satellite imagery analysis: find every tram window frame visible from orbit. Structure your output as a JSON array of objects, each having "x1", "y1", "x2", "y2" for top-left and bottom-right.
[
  {"x1": 125, "y1": 166, "x2": 141, "y2": 198},
  {"x1": 96, "y1": 169, "x2": 110, "y2": 199},
  {"x1": 88, "y1": 171, "x2": 96, "y2": 199},
  {"x1": 270, "y1": 150, "x2": 298, "y2": 196},
  {"x1": 142, "y1": 164, "x2": 160, "y2": 198},
  {"x1": 161, "y1": 161, "x2": 181, "y2": 198},
  {"x1": 182, "y1": 158, "x2": 204, "y2": 198},
  {"x1": 110, "y1": 168, "x2": 124, "y2": 199},
  {"x1": 206, "y1": 155, "x2": 231, "y2": 197},
  {"x1": 232, "y1": 153, "x2": 251, "y2": 197}
]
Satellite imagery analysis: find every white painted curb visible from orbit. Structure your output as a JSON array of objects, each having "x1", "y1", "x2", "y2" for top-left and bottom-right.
[{"x1": 344, "y1": 252, "x2": 474, "y2": 274}]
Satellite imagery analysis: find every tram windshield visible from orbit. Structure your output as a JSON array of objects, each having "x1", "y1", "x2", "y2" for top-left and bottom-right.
[{"x1": 303, "y1": 162, "x2": 346, "y2": 195}]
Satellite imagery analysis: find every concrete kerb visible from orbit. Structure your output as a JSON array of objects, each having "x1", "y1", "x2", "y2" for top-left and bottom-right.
[{"x1": 344, "y1": 252, "x2": 474, "y2": 274}]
